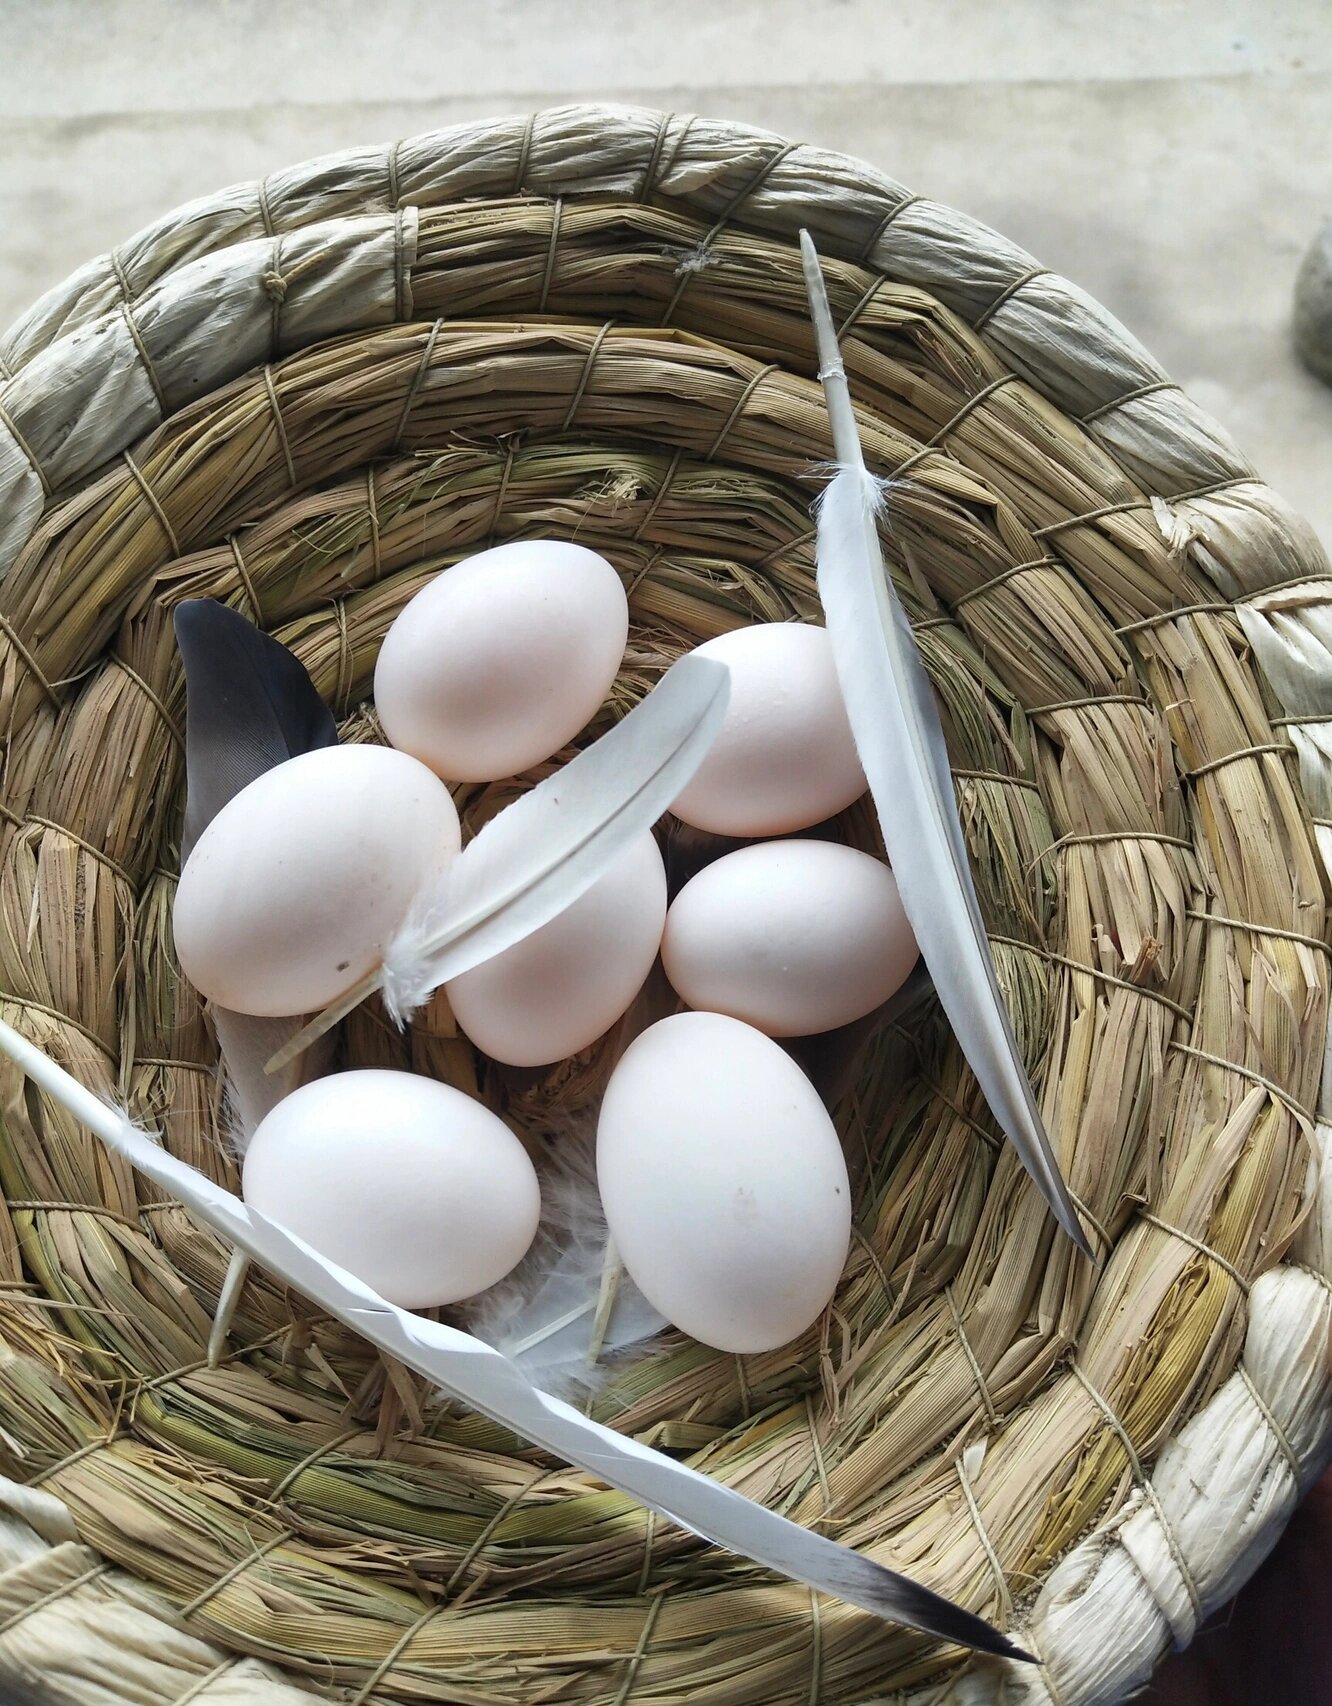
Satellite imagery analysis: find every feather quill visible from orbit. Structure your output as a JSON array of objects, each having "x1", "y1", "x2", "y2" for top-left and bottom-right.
[
  {"x1": 798, "y1": 232, "x2": 1090, "y2": 1257},
  {"x1": 270, "y1": 653, "x2": 731, "y2": 1067},
  {"x1": 0, "y1": 1014, "x2": 1028, "y2": 1658}
]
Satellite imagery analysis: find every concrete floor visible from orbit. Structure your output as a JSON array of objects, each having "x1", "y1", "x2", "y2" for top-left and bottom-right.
[{"x1": 2, "y1": 1, "x2": 1331, "y2": 543}]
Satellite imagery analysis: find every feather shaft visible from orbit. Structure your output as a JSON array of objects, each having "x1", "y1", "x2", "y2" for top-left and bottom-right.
[
  {"x1": 208, "y1": 1246, "x2": 250, "y2": 1368},
  {"x1": 506, "y1": 1297, "x2": 600, "y2": 1359}
]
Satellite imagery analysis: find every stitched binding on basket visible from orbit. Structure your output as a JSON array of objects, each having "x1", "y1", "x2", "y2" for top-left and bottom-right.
[
  {"x1": 512, "y1": 113, "x2": 536, "y2": 195},
  {"x1": 179, "y1": 1530, "x2": 294, "y2": 1621},
  {"x1": 639, "y1": 112, "x2": 676, "y2": 202},
  {"x1": 110, "y1": 655, "x2": 185, "y2": 751},
  {"x1": 1137, "y1": 1212, "x2": 1251, "y2": 1294},
  {"x1": 261, "y1": 1426, "x2": 364, "y2": 1510},
  {"x1": 632, "y1": 450, "x2": 683, "y2": 543},
  {"x1": 169, "y1": 1657, "x2": 236, "y2": 1706},
  {"x1": 488, "y1": 441, "x2": 518, "y2": 545},
  {"x1": 954, "y1": 1451, "x2": 1013, "y2": 1619},
  {"x1": 806, "y1": 1588, "x2": 823, "y2": 1706},
  {"x1": 987, "y1": 934, "x2": 1195, "y2": 1023},
  {"x1": 110, "y1": 251, "x2": 168, "y2": 415},
  {"x1": 892, "y1": 374, "x2": 1024, "y2": 481},
  {"x1": 611, "y1": 1591, "x2": 667, "y2": 1706},
  {"x1": 0, "y1": 612, "x2": 60, "y2": 707},
  {"x1": 392, "y1": 318, "x2": 444, "y2": 451},
  {"x1": 1236, "y1": 1364, "x2": 1302, "y2": 1484},
  {"x1": 538, "y1": 199, "x2": 563, "y2": 313},
  {"x1": 1185, "y1": 909, "x2": 1332, "y2": 961},
  {"x1": 349, "y1": 1600, "x2": 447, "y2": 1706},
  {"x1": 363, "y1": 465, "x2": 383, "y2": 579},
  {"x1": 705, "y1": 365, "x2": 778, "y2": 462},
  {"x1": 227, "y1": 535, "x2": 264, "y2": 625},
  {"x1": 262, "y1": 365, "x2": 297, "y2": 486},
  {"x1": 972, "y1": 267, "x2": 1054, "y2": 333},
  {"x1": 122, "y1": 450, "x2": 179, "y2": 556},
  {"x1": 945, "y1": 1287, "x2": 1000, "y2": 1430},
  {"x1": 1079, "y1": 380, "x2": 1178, "y2": 425},
  {"x1": 561, "y1": 322, "x2": 617, "y2": 432},
  {"x1": 952, "y1": 555, "x2": 1060, "y2": 609},
  {"x1": 1069, "y1": 1360, "x2": 1204, "y2": 1631},
  {"x1": 0, "y1": 1562, "x2": 114, "y2": 1637},
  {"x1": 0, "y1": 399, "x2": 51, "y2": 497},
  {"x1": 659, "y1": 142, "x2": 800, "y2": 326},
  {"x1": 636, "y1": 1509, "x2": 657, "y2": 1596}
]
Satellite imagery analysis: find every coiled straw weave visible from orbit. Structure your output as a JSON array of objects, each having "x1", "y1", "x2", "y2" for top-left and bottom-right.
[{"x1": 0, "y1": 106, "x2": 1328, "y2": 1706}]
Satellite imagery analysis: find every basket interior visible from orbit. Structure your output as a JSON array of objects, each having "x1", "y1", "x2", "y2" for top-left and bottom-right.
[{"x1": 0, "y1": 122, "x2": 1325, "y2": 1703}]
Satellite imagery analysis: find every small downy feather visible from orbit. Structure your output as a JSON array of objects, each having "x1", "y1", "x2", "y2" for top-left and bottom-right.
[
  {"x1": 0, "y1": 1013, "x2": 1029, "y2": 1660},
  {"x1": 270, "y1": 651, "x2": 731, "y2": 1067},
  {"x1": 798, "y1": 232, "x2": 1090, "y2": 1258},
  {"x1": 466, "y1": 966, "x2": 681, "y2": 1394},
  {"x1": 464, "y1": 1133, "x2": 667, "y2": 1399}
]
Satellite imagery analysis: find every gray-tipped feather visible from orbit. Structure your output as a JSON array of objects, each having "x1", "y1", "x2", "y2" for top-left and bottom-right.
[
  {"x1": 0, "y1": 1012, "x2": 1029, "y2": 1661},
  {"x1": 798, "y1": 232, "x2": 1090, "y2": 1258},
  {"x1": 175, "y1": 597, "x2": 338, "y2": 1141},
  {"x1": 175, "y1": 599, "x2": 338, "y2": 864},
  {"x1": 174, "y1": 598, "x2": 341, "y2": 1361}
]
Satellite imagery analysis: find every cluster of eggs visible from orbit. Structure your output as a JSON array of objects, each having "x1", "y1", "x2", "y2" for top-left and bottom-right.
[{"x1": 173, "y1": 541, "x2": 919, "y2": 1353}]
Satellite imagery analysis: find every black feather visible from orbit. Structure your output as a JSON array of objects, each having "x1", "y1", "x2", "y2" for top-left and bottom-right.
[{"x1": 174, "y1": 598, "x2": 338, "y2": 861}]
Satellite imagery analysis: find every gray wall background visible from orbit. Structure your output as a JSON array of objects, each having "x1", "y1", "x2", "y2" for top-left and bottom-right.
[{"x1": 3, "y1": 1, "x2": 1330, "y2": 541}]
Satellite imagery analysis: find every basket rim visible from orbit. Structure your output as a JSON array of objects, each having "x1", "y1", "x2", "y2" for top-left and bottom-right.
[{"x1": 0, "y1": 103, "x2": 1329, "y2": 1706}]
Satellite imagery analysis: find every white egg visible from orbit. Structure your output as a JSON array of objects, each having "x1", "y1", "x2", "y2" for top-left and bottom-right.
[
  {"x1": 597, "y1": 1012, "x2": 851, "y2": 1352},
  {"x1": 242, "y1": 1069, "x2": 541, "y2": 1308},
  {"x1": 374, "y1": 541, "x2": 629, "y2": 782},
  {"x1": 662, "y1": 839, "x2": 917, "y2": 1037},
  {"x1": 174, "y1": 744, "x2": 460, "y2": 1017},
  {"x1": 448, "y1": 832, "x2": 667, "y2": 1067},
  {"x1": 668, "y1": 624, "x2": 865, "y2": 835}
]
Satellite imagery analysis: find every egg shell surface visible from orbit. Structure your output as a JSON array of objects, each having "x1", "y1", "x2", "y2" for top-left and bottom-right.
[
  {"x1": 668, "y1": 624, "x2": 865, "y2": 835},
  {"x1": 173, "y1": 744, "x2": 460, "y2": 1017},
  {"x1": 596, "y1": 1012, "x2": 851, "y2": 1352},
  {"x1": 242, "y1": 1069, "x2": 541, "y2": 1308},
  {"x1": 374, "y1": 541, "x2": 629, "y2": 782},
  {"x1": 448, "y1": 832, "x2": 667, "y2": 1067},
  {"x1": 662, "y1": 839, "x2": 918, "y2": 1036}
]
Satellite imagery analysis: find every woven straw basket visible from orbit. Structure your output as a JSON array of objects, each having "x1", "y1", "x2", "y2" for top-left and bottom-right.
[{"x1": 0, "y1": 105, "x2": 1330, "y2": 1706}]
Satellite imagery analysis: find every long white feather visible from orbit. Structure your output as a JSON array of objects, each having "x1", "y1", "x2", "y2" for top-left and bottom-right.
[
  {"x1": 465, "y1": 1136, "x2": 667, "y2": 1398},
  {"x1": 0, "y1": 1014, "x2": 1025, "y2": 1657},
  {"x1": 799, "y1": 231, "x2": 1089, "y2": 1258},
  {"x1": 269, "y1": 653, "x2": 731, "y2": 1069}
]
